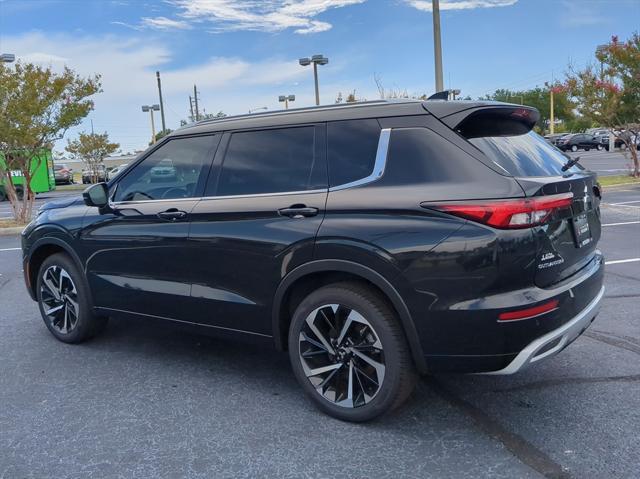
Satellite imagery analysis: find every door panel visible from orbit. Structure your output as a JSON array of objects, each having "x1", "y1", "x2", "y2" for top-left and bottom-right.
[
  {"x1": 187, "y1": 191, "x2": 327, "y2": 334},
  {"x1": 80, "y1": 134, "x2": 220, "y2": 321}
]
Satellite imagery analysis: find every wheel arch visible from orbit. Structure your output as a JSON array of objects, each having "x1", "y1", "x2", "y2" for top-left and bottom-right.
[
  {"x1": 25, "y1": 236, "x2": 85, "y2": 301},
  {"x1": 272, "y1": 259, "x2": 427, "y2": 373}
]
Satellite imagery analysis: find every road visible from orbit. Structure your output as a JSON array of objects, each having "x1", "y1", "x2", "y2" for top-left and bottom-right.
[
  {"x1": 568, "y1": 148, "x2": 636, "y2": 176},
  {"x1": 0, "y1": 185, "x2": 638, "y2": 478}
]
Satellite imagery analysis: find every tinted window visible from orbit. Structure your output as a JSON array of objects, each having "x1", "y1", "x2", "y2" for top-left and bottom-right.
[
  {"x1": 215, "y1": 126, "x2": 323, "y2": 196},
  {"x1": 114, "y1": 135, "x2": 215, "y2": 202},
  {"x1": 327, "y1": 119, "x2": 381, "y2": 187},
  {"x1": 469, "y1": 131, "x2": 581, "y2": 177}
]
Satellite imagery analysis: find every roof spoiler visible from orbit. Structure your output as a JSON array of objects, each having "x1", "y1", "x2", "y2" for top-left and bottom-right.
[{"x1": 425, "y1": 104, "x2": 540, "y2": 138}]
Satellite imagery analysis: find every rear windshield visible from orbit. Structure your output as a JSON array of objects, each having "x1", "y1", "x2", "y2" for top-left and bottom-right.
[{"x1": 469, "y1": 131, "x2": 582, "y2": 177}]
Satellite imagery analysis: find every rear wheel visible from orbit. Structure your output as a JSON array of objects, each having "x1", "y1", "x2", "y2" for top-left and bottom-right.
[
  {"x1": 597, "y1": 144, "x2": 604, "y2": 151},
  {"x1": 36, "y1": 253, "x2": 108, "y2": 343},
  {"x1": 288, "y1": 282, "x2": 416, "y2": 422},
  {"x1": 571, "y1": 145, "x2": 578, "y2": 152}
]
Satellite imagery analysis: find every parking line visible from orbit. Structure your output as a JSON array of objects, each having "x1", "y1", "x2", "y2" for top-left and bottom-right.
[
  {"x1": 602, "y1": 221, "x2": 640, "y2": 227},
  {"x1": 611, "y1": 200, "x2": 640, "y2": 205},
  {"x1": 603, "y1": 203, "x2": 640, "y2": 209},
  {"x1": 0, "y1": 248, "x2": 21, "y2": 252},
  {"x1": 605, "y1": 258, "x2": 640, "y2": 265}
]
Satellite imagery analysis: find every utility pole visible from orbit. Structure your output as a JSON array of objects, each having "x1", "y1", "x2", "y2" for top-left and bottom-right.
[
  {"x1": 432, "y1": 0, "x2": 444, "y2": 92},
  {"x1": 189, "y1": 95, "x2": 194, "y2": 122},
  {"x1": 550, "y1": 88, "x2": 555, "y2": 135},
  {"x1": 193, "y1": 84, "x2": 200, "y2": 121},
  {"x1": 156, "y1": 71, "x2": 166, "y2": 133}
]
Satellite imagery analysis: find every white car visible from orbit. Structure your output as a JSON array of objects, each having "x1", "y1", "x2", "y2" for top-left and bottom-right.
[{"x1": 107, "y1": 163, "x2": 129, "y2": 181}]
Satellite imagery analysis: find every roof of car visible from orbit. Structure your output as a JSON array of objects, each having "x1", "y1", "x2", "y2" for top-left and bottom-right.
[{"x1": 171, "y1": 99, "x2": 524, "y2": 137}]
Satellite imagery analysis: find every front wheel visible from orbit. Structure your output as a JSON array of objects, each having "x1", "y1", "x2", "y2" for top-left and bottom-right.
[
  {"x1": 597, "y1": 144, "x2": 604, "y2": 151},
  {"x1": 36, "y1": 253, "x2": 108, "y2": 343},
  {"x1": 571, "y1": 145, "x2": 578, "y2": 152},
  {"x1": 288, "y1": 282, "x2": 416, "y2": 422}
]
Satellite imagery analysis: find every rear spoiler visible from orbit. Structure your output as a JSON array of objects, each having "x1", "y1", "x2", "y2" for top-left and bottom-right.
[{"x1": 423, "y1": 103, "x2": 540, "y2": 138}]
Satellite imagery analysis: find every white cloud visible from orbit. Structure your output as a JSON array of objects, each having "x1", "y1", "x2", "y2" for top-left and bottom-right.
[
  {"x1": 140, "y1": 16, "x2": 192, "y2": 30},
  {"x1": 404, "y1": 0, "x2": 517, "y2": 12},
  {"x1": 165, "y1": 0, "x2": 365, "y2": 34},
  {"x1": 2, "y1": 32, "x2": 310, "y2": 152}
]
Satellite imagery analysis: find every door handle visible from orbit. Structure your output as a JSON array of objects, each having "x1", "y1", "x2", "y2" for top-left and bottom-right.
[
  {"x1": 157, "y1": 208, "x2": 188, "y2": 221},
  {"x1": 278, "y1": 205, "x2": 319, "y2": 219}
]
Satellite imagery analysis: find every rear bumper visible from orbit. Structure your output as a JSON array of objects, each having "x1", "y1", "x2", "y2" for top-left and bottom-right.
[{"x1": 483, "y1": 285, "x2": 604, "y2": 375}]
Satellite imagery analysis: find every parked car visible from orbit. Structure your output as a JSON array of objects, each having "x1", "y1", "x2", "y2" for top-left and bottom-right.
[
  {"x1": 54, "y1": 164, "x2": 73, "y2": 185},
  {"x1": 149, "y1": 159, "x2": 177, "y2": 182},
  {"x1": 557, "y1": 133, "x2": 603, "y2": 152},
  {"x1": 107, "y1": 163, "x2": 129, "y2": 181},
  {"x1": 82, "y1": 165, "x2": 107, "y2": 184},
  {"x1": 543, "y1": 133, "x2": 568, "y2": 146},
  {"x1": 22, "y1": 100, "x2": 604, "y2": 422}
]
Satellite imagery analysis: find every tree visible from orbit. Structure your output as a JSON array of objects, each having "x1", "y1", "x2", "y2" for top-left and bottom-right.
[
  {"x1": 0, "y1": 62, "x2": 101, "y2": 222},
  {"x1": 65, "y1": 132, "x2": 119, "y2": 183},
  {"x1": 486, "y1": 86, "x2": 576, "y2": 133},
  {"x1": 564, "y1": 33, "x2": 640, "y2": 176}
]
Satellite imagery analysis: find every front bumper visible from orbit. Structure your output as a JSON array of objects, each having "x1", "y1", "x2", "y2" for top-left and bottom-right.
[{"x1": 484, "y1": 285, "x2": 604, "y2": 375}]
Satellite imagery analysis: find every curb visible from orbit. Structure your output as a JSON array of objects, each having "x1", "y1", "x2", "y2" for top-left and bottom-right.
[
  {"x1": 602, "y1": 182, "x2": 640, "y2": 190},
  {"x1": 0, "y1": 226, "x2": 24, "y2": 236}
]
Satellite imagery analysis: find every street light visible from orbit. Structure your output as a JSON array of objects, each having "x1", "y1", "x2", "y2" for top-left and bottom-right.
[
  {"x1": 1, "y1": 53, "x2": 16, "y2": 63},
  {"x1": 141, "y1": 104, "x2": 160, "y2": 144},
  {"x1": 278, "y1": 95, "x2": 295, "y2": 110},
  {"x1": 299, "y1": 54, "x2": 328, "y2": 106},
  {"x1": 432, "y1": 0, "x2": 444, "y2": 92}
]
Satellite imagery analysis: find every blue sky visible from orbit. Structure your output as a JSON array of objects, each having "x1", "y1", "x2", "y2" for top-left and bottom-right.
[{"x1": 1, "y1": 0, "x2": 638, "y2": 153}]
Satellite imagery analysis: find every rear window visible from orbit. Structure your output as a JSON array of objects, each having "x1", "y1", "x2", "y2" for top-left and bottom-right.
[{"x1": 469, "y1": 131, "x2": 582, "y2": 177}]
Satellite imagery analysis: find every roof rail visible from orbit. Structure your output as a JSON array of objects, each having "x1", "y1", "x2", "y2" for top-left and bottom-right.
[{"x1": 193, "y1": 99, "x2": 417, "y2": 127}]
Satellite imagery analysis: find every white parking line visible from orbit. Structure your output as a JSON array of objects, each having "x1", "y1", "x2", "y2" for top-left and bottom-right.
[
  {"x1": 610, "y1": 200, "x2": 640, "y2": 205},
  {"x1": 0, "y1": 247, "x2": 21, "y2": 252},
  {"x1": 602, "y1": 203, "x2": 640, "y2": 209},
  {"x1": 605, "y1": 258, "x2": 640, "y2": 265},
  {"x1": 602, "y1": 221, "x2": 640, "y2": 227}
]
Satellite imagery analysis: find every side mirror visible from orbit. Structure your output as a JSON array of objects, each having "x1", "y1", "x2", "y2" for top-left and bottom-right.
[{"x1": 83, "y1": 182, "x2": 109, "y2": 208}]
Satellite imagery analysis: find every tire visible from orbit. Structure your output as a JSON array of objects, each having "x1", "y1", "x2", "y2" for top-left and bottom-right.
[
  {"x1": 571, "y1": 145, "x2": 578, "y2": 152},
  {"x1": 288, "y1": 281, "x2": 416, "y2": 422},
  {"x1": 584, "y1": 147, "x2": 590, "y2": 152},
  {"x1": 36, "y1": 253, "x2": 108, "y2": 344},
  {"x1": 14, "y1": 186, "x2": 24, "y2": 200},
  {"x1": 597, "y1": 144, "x2": 604, "y2": 151}
]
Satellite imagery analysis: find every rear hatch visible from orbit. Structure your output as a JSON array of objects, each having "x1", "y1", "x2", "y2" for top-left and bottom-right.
[{"x1": 427, "y1": 103, "x2": 602, "y2": 288}]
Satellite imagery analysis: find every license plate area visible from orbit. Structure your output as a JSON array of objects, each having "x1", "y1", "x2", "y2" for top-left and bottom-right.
[{"x1": 571, "y1": 213, "x2": 592, "y2": 248}]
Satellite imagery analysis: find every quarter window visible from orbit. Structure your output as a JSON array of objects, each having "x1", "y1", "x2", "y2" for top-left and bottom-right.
[
  {"x1": 214, "y1": 126, "x2": 323, "y2": 196},
  {"x1": 327, "y1": 119, "x2": 381, "y2": 187},
  {"x1": 113, "y1": 135, "x2": 215, "y2": 202}
]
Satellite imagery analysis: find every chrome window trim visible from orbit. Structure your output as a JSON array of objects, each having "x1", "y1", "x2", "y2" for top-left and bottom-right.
[
  {"x1": 328, "y1": 128, "x2": 391, "y2": 192},
  {"x1": 109, "y1": 188, "x2": 328, "y2": 207}
]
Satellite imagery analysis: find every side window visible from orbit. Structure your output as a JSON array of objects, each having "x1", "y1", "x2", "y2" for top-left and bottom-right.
[
  {"x1": 327, "y1": 119, "x2": 381, "y2": 187},
  {"x1": 214, "y1": 126, "x2": 323, "y2": 196},
  {"x1": 113, "y1": 135, "x2": 215, "y2": 202}
]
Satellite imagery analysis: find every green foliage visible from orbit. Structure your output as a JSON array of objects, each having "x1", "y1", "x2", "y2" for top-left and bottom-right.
[
  {"x1": 0, "y1": 62, "x2": 101, "y2": 222},
  {"x1": 66, "y1": 131, "x2": 119, "y2": 178},
  {"x1": 486, "y1": 86, "x2": 575, "y2": 133}
]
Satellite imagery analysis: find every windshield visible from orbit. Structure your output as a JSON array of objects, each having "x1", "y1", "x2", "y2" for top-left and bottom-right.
[{"x1": 469, "y1": 131, "x2": 582, "y2": 177}]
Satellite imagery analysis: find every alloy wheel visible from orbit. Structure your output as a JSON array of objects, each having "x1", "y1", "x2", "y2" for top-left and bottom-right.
[
  {"x1": 40, "y1": 265, "x2": 80, "y2": 334},
  {"x1": 298, "y1": 304, "x2": 385, "y2": 408}
]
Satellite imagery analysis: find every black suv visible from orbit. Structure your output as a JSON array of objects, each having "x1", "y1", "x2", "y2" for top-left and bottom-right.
[
  {"x1": 557, "y1": 133, "x2": 603, "y2": 152},
  {"x1": 22, "y1": 101, "x2": 604, "y2": 421}
]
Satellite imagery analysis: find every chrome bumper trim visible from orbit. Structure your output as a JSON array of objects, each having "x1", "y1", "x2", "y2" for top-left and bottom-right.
[{"x1": 483, "y1": 285, "x2": 605, "y2": 375}]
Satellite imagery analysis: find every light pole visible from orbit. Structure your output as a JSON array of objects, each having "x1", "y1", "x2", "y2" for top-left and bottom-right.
[
  {"x1": 544, "y1": 82, "x2": 555, "y2": 135},
  {"x1": 278, "y1": 95, "x2": 295, "y2": 110},
  {"x1": 1, "y1": 53, "x2": 16, "y2": 63},
  {"x1": 248, "y1": 106, "x2": 268, "y2": 114},
  {"x1": 432, "y1": 0, "x2": 444, "y2": 92},
  {"x1": 141, "y1": 104, "x2": 160, "y2": 144},
  {"x1": 299, "y1": 54, "x2": 328, "y2": 106},
  {"x1": 156, "y1": 71, "x2": 166, "y2": 133}
]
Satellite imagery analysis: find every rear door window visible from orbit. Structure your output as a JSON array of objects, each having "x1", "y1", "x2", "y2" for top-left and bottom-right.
[
  {"x1": 327, "y1": 119, "x2": 381, "y2": 187},
  {"x1": 213, "y1": 126, "x2": 325, "y2": 196},
  {"x1": 469, "y1": 131, "x2": 581, "y2": 177}
]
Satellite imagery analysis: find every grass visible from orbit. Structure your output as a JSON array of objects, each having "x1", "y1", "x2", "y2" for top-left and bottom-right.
[
  {"x1": 598, "y1": 175, "x2": 640, "y2": 187},
  {"x1": 0, "y1": 218, "x2": 26, "y2": 229}
]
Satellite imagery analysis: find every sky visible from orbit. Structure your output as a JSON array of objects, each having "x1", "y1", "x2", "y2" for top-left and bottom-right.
[{"x1": 1, "y1": 0, "x2": 639, "y2": 154}]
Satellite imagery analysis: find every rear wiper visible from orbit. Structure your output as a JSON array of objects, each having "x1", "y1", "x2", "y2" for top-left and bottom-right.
[{"x1": 561, "y1": 155, "x2": 581, "y2": 172}]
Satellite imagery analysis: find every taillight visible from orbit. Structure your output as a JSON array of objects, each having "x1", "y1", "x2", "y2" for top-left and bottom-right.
[
  {"x1": 422, "y1": 193, "x2": 573, "y2": 229},
  {"x1": 498, "y1": 299, "x2": 559, "y2": 322}
]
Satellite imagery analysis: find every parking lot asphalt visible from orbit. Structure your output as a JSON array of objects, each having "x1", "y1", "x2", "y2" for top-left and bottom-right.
[
  {"x1": 568, "y1": 148, "x2": 638, "y2": 176},
  {"x1": 0, "y1": 186, "x2": 638, "y2": 479}
]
